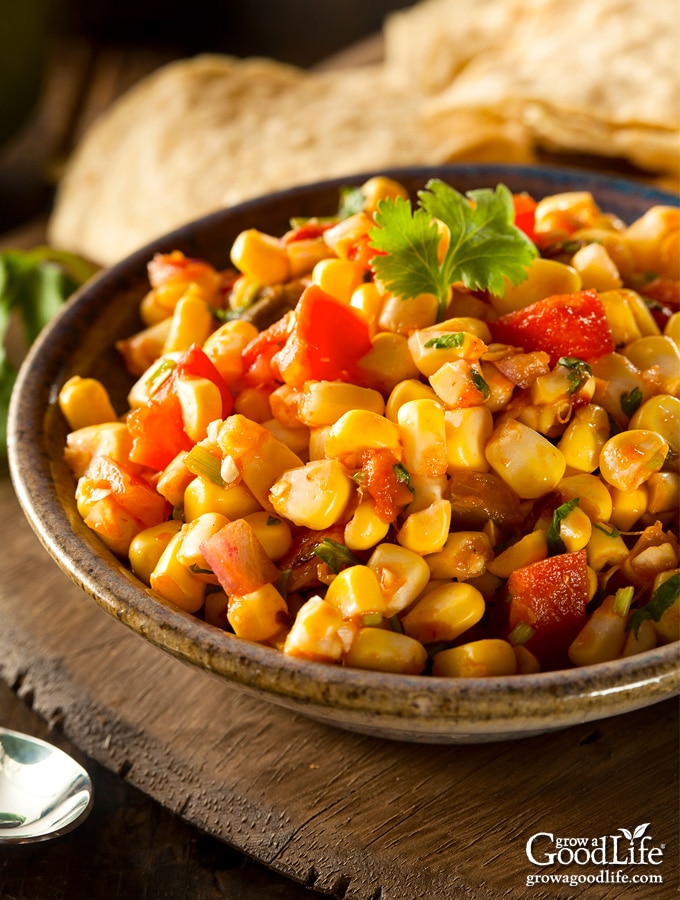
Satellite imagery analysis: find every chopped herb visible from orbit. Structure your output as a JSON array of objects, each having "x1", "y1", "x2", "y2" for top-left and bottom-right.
[
  {"x1": 470, "y1": 366, "x2": 490, "y2": 398},
  {"x1": 627, "y1": 573, "x2": 680, "y2": 637},
  {"x1": 144, "y1": 357, "x2": 176, "y2": 393},
  {"x1": 546, "y1": 497, "x2": 580, "y2": 554},
  {"x1": 338, "y1": 185, "x2": 366, "y2": 219},
  {"x1": 558, "y1": 356, "x2": 592, "y2": 394},
  {"x1": 266, "y1": 515, "x2": 282, "y2": 526},
  {"x1": 369, "y1": 180, "x2": 537, "y2": 322},
  {"x1": 424, "y1": 332, "x2": 465, "y2": 349},
  {"x1": 393, "y1": 462, "x2": 413, "y2": 490},
  {"x1": 189, "y1": 563, "x2": 214, "y2": 576},
  {"x1": 389, "y1": 614, "x2": 405, "y2": 634},
  {"x1": 312, "y1": 538, "x2": 360, "y2": 574},
  {"x1": 361, "y1": 612, "x2": 384, "y2": 627},
  {"x1": 613, "y1": 586, "x2": 634, "y2": 618},
  {"x1": 593, "y1": 522, "x2": 621, "y2": 539},
  {"x1": 184, "y1": 445, "x2": 225, "y2": 485},
  {"x1": 508, "y1": 622, "x2": 536, "y2": 645},
  {"x1": 620, "y1": 386, "x2": 643, "y2": 418}
]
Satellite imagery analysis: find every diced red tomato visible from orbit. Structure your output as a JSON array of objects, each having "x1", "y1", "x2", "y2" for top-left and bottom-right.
[
  {"x1": 488, "y1": 290, "x2": 615, "y2": 366},
  {"x1": 282, "y1": 219, "x2": 336, "y2": 243},
  {"x1": 272, "y1": 284, "x2": 373, "y2": 388},
  {"x1": 512, "y1": 193, "x2": 538, "y2": 243},
  {"x1": 360, "y1": 448, "x2": 414, "y2": 523},
  {"x1": 128, "y1": 345, "x2": 232, "y2": 470},
  {"x1": 506, "y1": 549, "x2": 590, "y2": 670},
  {"x1": 201, "y1": 519, "x2": 281, "y2": 596},
  {"x1": 241, "y1": 310, "x2": 295, "y2": 387}
]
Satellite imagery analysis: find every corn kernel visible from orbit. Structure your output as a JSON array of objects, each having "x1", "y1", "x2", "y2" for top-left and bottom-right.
[
  {"x1": 609, "y1": 484, "x2": 648, "y2": 531},
  {"x1": 513, "y1": 645, "x2": 541, "y2": 674},
  {"x1": 269, "y1": 458, "x2": 353, "y2": 529},
  {"x1": 591, "y1": 352, "x2": 650, "y2": 427},
  {"x1": 298, "y1": 380, "x2": 384, "y2": 427},
  {"x1": 558, "y1": 403, "x2": 610, "y2": 474},
  {"x1": 204, "y1": 590, "x2": 229, "y2": 629},
  {"x1": 622, "y1": 618, "x2": 657, "y2": 657},
  {"x1": 368, "y1": 543, "x2": 431, "y2": 616},
  {"x1": 359, "y1": 175, "x2": 409, "y2": 214},
  {"x1": 150, "y1": 530, "x2": 206, "y2": 613},
  {"x1": 285, "y1": 237, "x2": 334, "y2": 278},
  {"x1": 443, "y1": 406, "x2": 493, "y2": 473},
  {"x1": 491, "y1": 258, "x2": 582, "y2": 315},
  {"x1": 356, "y1": 332, "x2": 422, "y2": 396},
  {"x1": 568, "y1": 594, "x2": 627, "y2": 666},
  {"x1": 624, "y1": 205, "x2": 679, "y2": 278},
  {"x1": 344, "y1": 627, "x2": 427, "y2": 675},
  {"x1": 378, "y1": 292, "x2": 438, "y2": 333},
  {"x1": 629, "y1": 394, "x2": 680, "y2": 456},
  {"x1": 230, "y1": 228, "x2": 290, "y2": 284},
  {"x1": 175, "y1": 374, "x2": 223, "y2": 442},
  {"x1": 408, "y1": 329, "x2": 487, "y2": 377},
  {"x1": 571, "y1": 242, "x2": 622, "y2": 291},
  {"x1": 242, "y1": 510, "x2": 292, "y2": 561},
  {"x1": 324, "y1": 565, "x2": 387, "y2": 622},
  {"x1": 325, "y1": 409, "x2": 402, "y2": 464},
  {"x1": 485, "y1": 419, "x2": 566, "y2": 499},
  {"x1": 202, "y1": 319, "x2": 259, "y2": 384},
  {"x1": 401, "y1": 582, "x2": 485, "y2": 644},
  {"x1": 184, "y1": 476, "x2": 261, "y2": 522},
  {"x1": 64, "y1": 422, "x2": 133, "y2": 479},
  {"x1": 322, "y1": 212, "x2": 373, "y2": 259},
  {"x1": 650, "y1": 570, "x2": 680, "y2": 643},
  {"x1": 397, "y1": 398, "x2": 448, "y2": 477},
  {"x1": 626, "y1": 336, "x2": 680, "y2": 394},
  {"x1": 58, "y1": 376, "x2": 118, "y2": 431},
  {"x1": 586, "y1": 522, "x2": 629, "y2": 572},
  {"x1": 429, "y1": 359, "x2": 489, "y2": 408},
  {"x1": 344, "y1": 499, "x2": 390, "y2": 552},
  {"x1": 424, "y1": 531, "x2": 492, "y2": 580},
  {"x1": 599, "y1": 430, "x2": 668, "y2": 491},
  {"x1": 228, "y1": 583, "x2": 288, "y2": 642},
  {"x1": 556, "y1": 473, "x2": 613, "y2": 523},
  {"x1": 176, "y1": 512, "x2": 230, "y2": 579},
  {"x1": 432, "y1": 639, "x2": 517, "y2": 677},
  {"x1": 487, "y1": 530, "x2": 549, "y2": 579},
  {"x1": 129, "y1": 519, "x2": 183, "y2": 584},
  {"x1": 163, "y1": 287, "x2": 214, "y2": 354},
  {"x1": 350, "y1": 282, "x2": 383, "y2": 321},
  {"x1": 385, "y1": 379, "x2": 439, "y2": 422},
  {"x1": 311, "y1": 257, "x2": 365, "y2": 304},
  {"x1": 558, "y1": 506, "x2": 593, "y2": 552},
  {"x1": 397, "y1": 498, "x2": 451, "y2": 555},
  {"x1": 283, "y1": 595, "x2": 346, "y2": 662}
]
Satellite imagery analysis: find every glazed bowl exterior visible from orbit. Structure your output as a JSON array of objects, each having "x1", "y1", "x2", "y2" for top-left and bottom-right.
[{"x1": 8, "y1": 165, "x2": 680, "y2": 743}]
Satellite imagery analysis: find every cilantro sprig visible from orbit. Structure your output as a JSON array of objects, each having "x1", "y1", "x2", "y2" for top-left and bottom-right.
[
  {"x1": 369, "y1": 179, "x2": 538, "y2": 322},
  {"x1": 0, "y1": 247, "x2": 98, "y2": 454},
  {"x1": 627, "y1": 573, "x2": 680, "y2": 637}
]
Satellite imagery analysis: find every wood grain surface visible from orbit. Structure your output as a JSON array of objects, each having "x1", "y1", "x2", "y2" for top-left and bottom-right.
[{"x1": 0, "y1": 473, "x2": 678, "y2": 899}]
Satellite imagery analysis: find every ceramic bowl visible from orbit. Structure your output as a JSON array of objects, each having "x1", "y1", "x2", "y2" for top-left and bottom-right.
[{"x1": 8, "y1": 164, "x2": 680, "y2": 743}]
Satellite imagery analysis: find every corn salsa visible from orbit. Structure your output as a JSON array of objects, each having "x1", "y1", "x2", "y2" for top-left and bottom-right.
[{"x1": 60, "y1": 176, "x2": 680, "y2": 677}]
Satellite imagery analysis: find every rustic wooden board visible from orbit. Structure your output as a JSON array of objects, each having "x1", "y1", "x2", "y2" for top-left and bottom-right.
[{"x1": 0, "y1": 474, "x2": 677, "y2": 899}]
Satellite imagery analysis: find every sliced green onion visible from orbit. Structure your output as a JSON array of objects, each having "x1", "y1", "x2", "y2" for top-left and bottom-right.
[
  {"x1": 361, "y1": 612, "x2": 384, "y2": 627},
  {"x1": 613, "y1": 586, "x2": 635, "y2": 618},
  {"x1": 508, "y1": 622, "x2": 536, "y2": 645},
  {"x1": 184, "y1": 445, "x2": 225, "y2": 485},
  {"x1": 389, "y1": 614, "x2": 404, "y2": 634},
  {"x1": 145, "y1": 357, "x2": 176, "y2": 394}
]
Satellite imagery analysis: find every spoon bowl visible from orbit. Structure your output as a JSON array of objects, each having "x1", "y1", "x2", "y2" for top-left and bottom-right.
[{"x1": 0, "y1": 727, "x2": 93, "y2": 843}]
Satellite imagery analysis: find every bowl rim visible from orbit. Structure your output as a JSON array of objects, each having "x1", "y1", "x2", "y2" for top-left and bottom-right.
[{"x1": 8, "y1": 163, "x2": 680, "y2": 736}]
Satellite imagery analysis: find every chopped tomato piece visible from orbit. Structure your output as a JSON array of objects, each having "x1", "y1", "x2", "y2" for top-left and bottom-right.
[
  {"x1": 359, "y1": 448, "x2": 413, "y2": 523},
  {"x1": 201, "y1": 519, "x2": 281, "y2": 596},
  {"x1": 241, "y1": 310, "x2": 295, "y2": 387},
  {"x1": 506, "y1": 549, "x2": 590, "y2": 670},
  {"x1": 272, "y1": 284, "x2": 373, "y2": 388},
  {"x1": 489, "y1": 289, "x2": 615, "y2": 366},
  {"x1": 282, "y1": 219, "x2": 336, "y2": 243},
  {"x1": 175, "y1": 343, "x2": 233, "y2": 416},
  {"x1": 512, "y1": 193, "x2": 538, "y2": 243}
]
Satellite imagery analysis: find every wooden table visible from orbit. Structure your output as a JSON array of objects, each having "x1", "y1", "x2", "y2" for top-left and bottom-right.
[{"x1": 1, "y1": 26, "x2": 678, "y2": 900}]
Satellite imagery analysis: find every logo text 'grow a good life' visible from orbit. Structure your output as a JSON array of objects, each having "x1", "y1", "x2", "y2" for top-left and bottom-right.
[{"x1": 526, "y1": 823, "x2": 664, "y2": 866}]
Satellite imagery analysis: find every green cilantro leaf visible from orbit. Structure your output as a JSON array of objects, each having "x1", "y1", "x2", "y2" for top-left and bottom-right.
[
  {"x1": 558, "y1": 356, "x2": 592, "y2": 394},
  {"x1": 546, "y1": 497, "x2": 580, "y2": 554},
  {"x1": 627, "y1": 573, "x2": 680, "y2": 637},
  {"x1": 338, "y1": 185, "x2": 366, "y2": 219},
  {"x1": 369, "y1": 179, "x2": 537, "y2": 321},
  {"x1": 313, "y1": 538, "x2": 361, "y2": 575},
  {"x1": 620, "y1": 386, "x2": 643, "y2": 418},
  {"x1": 424, "y1": 332, "x2": 465, "y2": 349},
  {"x1": 470, "y1": 366, "x2": 490, "y2": 399}
]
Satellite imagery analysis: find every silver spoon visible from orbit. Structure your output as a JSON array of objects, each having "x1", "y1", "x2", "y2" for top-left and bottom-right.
[{"x1": 0, "y1": 726, "x2": 93, "y2": 842}]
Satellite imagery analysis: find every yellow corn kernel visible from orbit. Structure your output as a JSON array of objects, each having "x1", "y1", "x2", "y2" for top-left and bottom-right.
[
  {"x1": 629, "y1": 395, "x2": 679, "y2": 458},
  {"x1": 322, "y1": 212, "x2": 373, "y2": 258},
  {"x1": 665, "y1": 311, "x2": 680, "y2": 347},
  {"x1": 443, "y1": 405, "x2": 493, "y2": 473},
  {"x1": 298, "y1": 380, "x2": 384, "y2": 428},
  {"x1": 175, "y1": 374, "x2": 223, "y2": 443},
  {"x1": 534, "y1": 191, "x2": 606, "y2": 234},
  {"x1": 64, "y1": 422, "x2": 133, "y2": 479},
  {"x1": 156, "y1": 451, "x2": 193, "y2": 506},
  {"x1": 557, "y1": 505, "x2": 593, "y2": 552},
  {"x1": 625, "y1": 335, "x2": 680, "y2": 394},
  {"x1": 650, "y1": 570, "x2": 680, "y2": 643},
  {"x1": 570, "y1": 242, "x2": 622, "y2": 291},
  {"x1": 242, "y1": 510, "x2": 292, "y2": 561},
  {"x1": 283, "y1": 595, "x2": 347, "y2": 662},
  {"x1": 478, "y1": 361, "x2": 515, "y2": 413},
  {"x1": 485, "y1": 419, "x2": 566, "y2": 499},
  {"x1": 350, "y1": 281, "x2": 383, "y2": 321},
  {"x1": 378, "y1": 291, "x2": 438, "y2": 334},
  {"x1": 599, "y1": 429, "x2": 669, "y2": 491},
  {"x1": 175, "y1": 512, "x2": 230, "y2": 579},
  {"x1": 408, "y1": 329, "x2": 487, "y2": 377},
  {"x1": 308, "y1": 425, "x2": 332, "y2": 460},
  {"x1": 429, "y1": 359, "x2": 489, "y2": 408},
  {"x1": 324, "y1": 409, "x2": 402, "y2": 464},
  {"x1": 646, "y1": 472, "x2": 679, "y2": 516},
  {"x1": 397, "y1": 398, "x2": 447, "y2": 477},
  {"x1": 515, "y1": 398, "x2": 574, "y2": 440},
  {"x1": 163, "y1": 287, "x2": 214, "y2": 354},
  {"x1": 269, "y1": 458, "x2": 353, "y2": 529},
  {"x1": 385, "y1": 379, "x2": 439, "y2": 422},
  {"x1": 590, "y1": 352, "x2": 650, "y2": 427},
  {"x1": 424, "y1": 531, "x2": 492, "y2": 581},
  {"x1": 599, "y1": 289, "x2": 658, "y2": 347},
  {"x1": 117, "y1": 319, "x2": 172, "y2": 377},
  {"x1": 428, "y1": 316, "x2": 492, "y2": 343},
  {"x1": 356, "y1": 332, "x2": 421, "y2": 396},
  {"x1": 217, "y1": 415, "x2": 304, "y2": 512},
  {"x1": 513, "y1": 645, "x2": 541, "y2": 674},
  {"x1": 230, "y1": 228, "x2": 290, "y2": 284},
  {"x1": 568, "y1": 594, "x2": 627, "y2": 666},
  {"x1": 202, "y1": 320, "x2": 259, "y2": 386},
  {"x1": 344, "y1": 627, "x2": 427, "y2": 675},
  {"x1": 492, "y1": 258, "x2": 582, "y2": 315},
  {"x1": 139, "y1": 282, "x2": 187, "y2": 325},
  {"x1": 203, "y1": 590, "x2": 229, "y2": 629},
  {"x1": 311, "y1": 257, "x2": 365, "y2": 304},
  {"x1": 556, "y1": 473, "x2": 613, "y2": 524},
  {"x1": 359, "y1": 175, "x2": 409, "y2": 214},
  {"x1": 558, "y1": 403, "x2": 611, "y2": 474},
  {"x1": 368, "y1": 543, "x2": 431, "y2": 616},
  {"x1": 622, "y1": 618, "x2": 657, "y2": 657},
  {"x1": 401, "y1": 582, "x2": 485, "y2": 644},
  {"x1": 324, "y1": 565, "x2": 387, "y2": 622},
  {"x1": 285, "y1": 237, "x2": 334, "y2": 278},
  {"x1": 262, "y1": 418, "x2": 310, "y2": 459},
  {"x1": 58, "y1": 376, "x2": 118, "y2": 431},
  {"x1": 184, "y1": 476, "x2": 261, "y2": 522},
  {"x1": 609, "y1": 484, "x2": 648, "y2": 531},
  {"x1": 586, "y1": 522, "x2": 629, "y2": 572},
  {"x1": 432, "y1": 639, "x2": 517, "y2": 677},
  {"x1": 530, "y1": 363, "x2": 594, "y2": 407},
  {"x1": 487, "y1": 530, "x2": 548, "y2": 579},
  {"x1": 129, "y1": 519, "x2": 183, "y2": 584},
  {"x1": 233, "y1": 386, "x2": 272, "y2": 423},
  {"x1": 227, "y1": 583, "x2": 288, "y2": 643},
  {"x1": 624, "y1": 205, "x2": 680, "y2": 278},
  {"x1": 397, "y1": 498, "x2": 451, "y2": 555},
  {"x1": 344, "y1": 499, "x2": 390, "y2": 552},
  {"x1": 150, "y1": 530, "x2": 206, "y2": 613}
]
